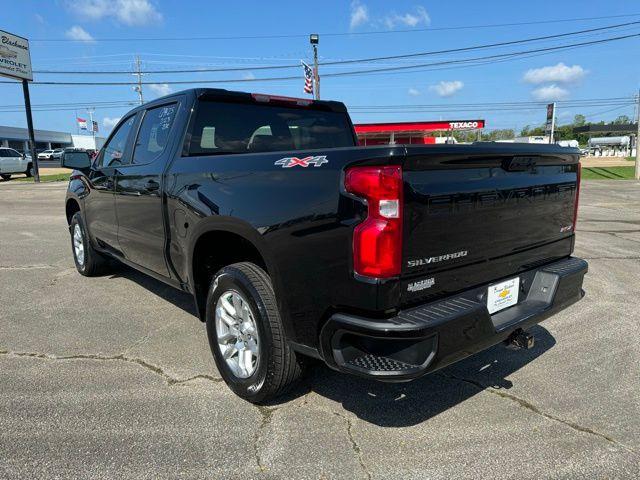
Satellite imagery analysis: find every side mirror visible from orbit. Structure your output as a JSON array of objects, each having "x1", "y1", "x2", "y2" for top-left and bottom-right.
[{"x1": 62, "y1": 151, "x2": 91, "y2": 171}]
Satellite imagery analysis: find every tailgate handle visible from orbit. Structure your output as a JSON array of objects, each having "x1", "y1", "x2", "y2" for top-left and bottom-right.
[{"x1": 503, "y1": 156, "x2": 537, "y2": 171}]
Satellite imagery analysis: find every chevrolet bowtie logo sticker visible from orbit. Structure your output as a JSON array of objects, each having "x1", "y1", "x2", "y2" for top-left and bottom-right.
[
  {"x1": 499, "y1": 289, "x2": 510, "y2": 298},
  {"x1": 274, "y1": 156, "x2": 328, "y2": 168}
]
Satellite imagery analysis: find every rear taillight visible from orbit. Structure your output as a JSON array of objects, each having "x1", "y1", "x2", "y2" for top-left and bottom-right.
[
  {"x1": 573, "y1": 162, "x2": 581, "y2": 231},
  {"x1": 344, "y1": 165, "x2": 403, "y2": 278}
]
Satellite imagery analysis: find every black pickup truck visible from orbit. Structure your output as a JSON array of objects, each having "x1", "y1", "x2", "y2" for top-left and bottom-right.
[{"x1": 63, "y1": 88, "x2": 587, "y2": 403}]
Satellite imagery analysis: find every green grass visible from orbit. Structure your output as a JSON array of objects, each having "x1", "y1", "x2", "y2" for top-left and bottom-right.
[
  {"x1": 14, "y1": 173, "x2": 71, "y2": 183},
  {"x1": 582, "y1": 166, "x2": 636, "y2": 180}
]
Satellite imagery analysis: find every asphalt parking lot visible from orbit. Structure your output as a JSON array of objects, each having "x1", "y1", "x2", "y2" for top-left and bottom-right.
[{"x1": 1, "y1": 180, "x2": 639, "y2": 479}]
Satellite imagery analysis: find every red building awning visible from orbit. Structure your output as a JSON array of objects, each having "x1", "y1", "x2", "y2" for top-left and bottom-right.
[
  {"x1": 355, "y1": 120, "x2": 485, "y2": 135},
  {"x1": 354, "y1": 120, "x2": 486, "y2": 145}
]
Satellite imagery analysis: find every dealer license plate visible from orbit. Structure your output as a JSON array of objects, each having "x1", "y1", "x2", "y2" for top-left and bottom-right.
[{"x1": 487, "y1": 277, "x2": 520, "y2": 314}]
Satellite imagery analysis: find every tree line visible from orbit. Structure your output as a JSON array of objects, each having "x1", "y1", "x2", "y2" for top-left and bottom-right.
[{"x1": 450, "y1": 114, "x2": 633, "y2": 145}]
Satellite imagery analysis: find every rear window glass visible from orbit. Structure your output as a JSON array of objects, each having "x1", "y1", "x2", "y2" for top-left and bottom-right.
[{"x1": 187, "y1": 101, "x2": 354, "y2": 156}]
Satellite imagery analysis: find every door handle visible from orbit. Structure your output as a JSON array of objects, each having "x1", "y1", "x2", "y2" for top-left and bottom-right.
[{"x1": 144, "y1": 180, "x2": 160, "y2": 192}]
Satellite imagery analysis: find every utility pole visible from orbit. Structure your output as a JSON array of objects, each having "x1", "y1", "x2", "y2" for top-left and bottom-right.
[
  {"x1": 310, "y1": 34, "x2": 320, "y2": 100},
  {"x1": 636, "y1": 89, "x2": 640, "y2": 180},
  {"x1": 133, "y1": 55, "x2": 144, "y2": 105}
]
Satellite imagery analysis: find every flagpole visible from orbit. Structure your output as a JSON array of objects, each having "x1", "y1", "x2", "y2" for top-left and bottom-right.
[{"x1": 87, "y1": 108, "x2": 95, "y2": 141}]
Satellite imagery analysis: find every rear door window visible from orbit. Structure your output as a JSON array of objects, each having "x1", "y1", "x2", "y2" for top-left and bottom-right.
[
  {"x1": 132, "y1": 103, "x2": 178, "y2": 164},
  {"x1": 187, "y1": 101, "x2": 354, "y2": 156}
]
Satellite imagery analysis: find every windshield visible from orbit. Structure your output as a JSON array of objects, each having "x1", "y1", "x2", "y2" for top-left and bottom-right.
[{"x1": 188, "y1": 100, "x2": 355, "y2": 156}]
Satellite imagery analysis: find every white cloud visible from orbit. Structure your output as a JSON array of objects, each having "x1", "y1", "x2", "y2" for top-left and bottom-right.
[
  {"x1": 149, "y1": 83, "x2": 172, "y2": 96},
  {"x1": 103, "y1": 117, "x2": 121, "y2": 130},
  {"x1": 65, "y1": 0, "x2": 162, "y2": 26},
  {"x1": 242, "y1": 72, "x2": 256, "y2": 80},
  {"x1": 350, "y1": 0, "x2": 369, "y2": 30},
  {"x1": 523, "y1": 63, "x2": 586, "y2": 84},
  {"x1": 429, "y1": 80, "x2": 464, "y2": 97},
  {"x1": 531, "y1": 84, "x2": 570, "y2": 101},
  {"x1": 65, "y1": 25, "x2": 95, "y2": 43},
  {"x1": 383, "y1": 6, "x2": 430, "y2": 29},
  {"x1": 34, "y1": 14, "x2": 45, "y2": 24},
  {"x1": 408, "y1": 87, "x2": 421, "y2": 96}
]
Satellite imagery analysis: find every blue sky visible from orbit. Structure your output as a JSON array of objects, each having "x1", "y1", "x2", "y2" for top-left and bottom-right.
[{"x1": 1, "y1": 0, "x2": 639, "y2": 135}]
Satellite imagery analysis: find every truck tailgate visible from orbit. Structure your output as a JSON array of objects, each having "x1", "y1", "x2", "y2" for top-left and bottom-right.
[{"x1": 400, "y1": 145, "x2": 580, "y2": 305}]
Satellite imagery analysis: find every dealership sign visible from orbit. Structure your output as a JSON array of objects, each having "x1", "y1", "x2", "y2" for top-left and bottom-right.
[{"x1": 0, "y1": 30, "x2": 32, "y2": 81}]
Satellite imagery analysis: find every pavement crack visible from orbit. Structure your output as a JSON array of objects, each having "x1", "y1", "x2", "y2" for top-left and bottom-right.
[
  {"x1": 438, "y1": 372, "x2": 638, "y2": 456},
  {"x1": 253, "y1": 406, "x2": 276, "y2": 474},
  {"x1": 0, "y1": 349, "x2": 223, "y2": 387},
  {"x1": 0, "y1": 264, "x2": 56, "y2": 270},
  {"x1": 333, "y1": 412, "x2": 372, "y2": 480},
  {"x1": 122, "y1": 319, "x2": 182, "y2": 355}
]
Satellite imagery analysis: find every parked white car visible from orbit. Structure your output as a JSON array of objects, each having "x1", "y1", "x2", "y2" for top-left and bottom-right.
[
  {"x1": 0, "y1": 148, "x2": 34, "y2": 180},
  {"x1": 38, "y1": 150, "x2": 54, "y2": 160}
]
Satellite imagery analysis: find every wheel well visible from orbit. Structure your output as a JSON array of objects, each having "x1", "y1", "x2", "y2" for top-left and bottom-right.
[
  {"x1": 65, "y1": 199, "x2": 80, "y2": 225},
  {"x1": 192, "y1": 230, "x2": 267, "y2": 320}
]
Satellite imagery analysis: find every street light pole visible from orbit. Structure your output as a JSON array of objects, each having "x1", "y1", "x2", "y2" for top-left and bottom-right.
[{"x1": 310, "y1": 34, "x2": 320, "y2": 100}]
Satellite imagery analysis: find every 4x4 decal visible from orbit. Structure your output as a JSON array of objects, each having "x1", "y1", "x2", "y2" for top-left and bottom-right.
[{"x1": 274, "y1": 156, "x2": 328, "y2": 168}]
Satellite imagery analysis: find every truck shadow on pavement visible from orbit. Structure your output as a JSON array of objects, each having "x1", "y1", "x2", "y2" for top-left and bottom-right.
[
  {"x1": 106, "y1": 263, "x2": 556, "y2": 428},
  {"x1": 286, "y1": 326, "x2": 556, "y2": 428},
  {"x1": 107, "y1": 263, "x2": 198, "y2": 316}
]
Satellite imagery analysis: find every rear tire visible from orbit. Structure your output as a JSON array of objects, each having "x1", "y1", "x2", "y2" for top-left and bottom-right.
[
  {"x1": 1, "y1": 174, "x2": 11, "y2": 181},
  {"x1": 205, "y1": 262, "x2": 304, "y2": 404},
  {"x1": 70, "y1": 212, "x2": 109, "y2": 276}
]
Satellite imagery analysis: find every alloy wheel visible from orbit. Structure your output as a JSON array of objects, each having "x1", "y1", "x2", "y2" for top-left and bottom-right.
[
  {"x1": 215, "y1": 290, "x2": 260, "y2": 379},
  {"x1": 73, "y1": 223, "x2": 85, "y2": 266}
]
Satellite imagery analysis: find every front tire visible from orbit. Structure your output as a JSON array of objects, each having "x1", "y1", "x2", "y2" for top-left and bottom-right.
[
  {"x1": 25, "y1": 163, "x2": 33, "y2": 177},
  {"x1": 70, "y1": 212, "x2": 109, "y2": 276},
  {"x1": 1, "y1": 174, "x2": 11, "y2": 181},
  {"x1": 205, "y1": 262, "x2": 304, "y2": 404}
]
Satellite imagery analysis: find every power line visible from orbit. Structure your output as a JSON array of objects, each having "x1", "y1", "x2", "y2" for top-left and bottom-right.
[
  {"x1": 0, "y1": 97, "x2": 633, "y2": 114},
  {"x1": 29, "y1": 12, "x2": 640, "y2": 43},
  {"x1": 32, "y1": 21, "x2": 640, "y2": 74},
  {"x1": 308, "y1": 33, "x2": 640, "y2": 78},
  {"x1": 5, "y1": 33, "x2": 638, "y2": 87}
]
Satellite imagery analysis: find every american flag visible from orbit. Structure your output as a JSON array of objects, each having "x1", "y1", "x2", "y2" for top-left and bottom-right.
[{"x1": 301, "y1": 61, "x2": 314, "y2": 95}]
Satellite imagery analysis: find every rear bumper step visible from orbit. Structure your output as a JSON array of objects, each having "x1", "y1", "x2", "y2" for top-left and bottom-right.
[{"x1": 320, "y1": 256, "x2": 587, "y2": 381}]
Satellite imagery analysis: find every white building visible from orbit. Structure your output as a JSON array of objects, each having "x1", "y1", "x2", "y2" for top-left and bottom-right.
[
  {"x1": 513, "y1": 135, "x2": 550, "y2": 144},
  {"x1": 0, "y1": 125, "x2": 105, "y2": 153}
]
